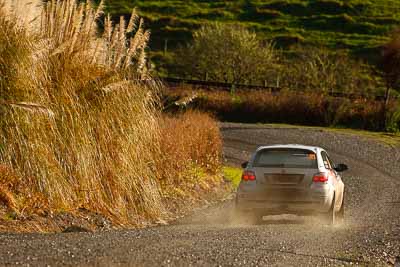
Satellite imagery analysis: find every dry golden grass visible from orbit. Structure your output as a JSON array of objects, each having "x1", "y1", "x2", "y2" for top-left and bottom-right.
[
  {"x1": 0, "y1": 0, "x2": 162, "y2": 223},
  {"x1": 159, "y1": 111, "x2": 221, "y2": 180},
  {"x1": 157, "y1": 111, "x2": 222, "y2": 201},
  {"x1": 0, "y1": 0, "x2": 223, "y2": 227}
]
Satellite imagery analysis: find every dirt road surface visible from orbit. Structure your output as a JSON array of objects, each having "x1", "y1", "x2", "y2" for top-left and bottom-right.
[{"x1": 0, "y1": 123, "x2": 399, "y2": 266}]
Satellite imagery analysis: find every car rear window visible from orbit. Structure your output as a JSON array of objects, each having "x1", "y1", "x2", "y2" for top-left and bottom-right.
[{"x1": 253, "y1": 148, "x2": 317, "y2": 168}]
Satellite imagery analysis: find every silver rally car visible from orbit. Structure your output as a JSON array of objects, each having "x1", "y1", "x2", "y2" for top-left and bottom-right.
[{"x1": 235, "y1": 144, "x2": 348, "y2": 224}]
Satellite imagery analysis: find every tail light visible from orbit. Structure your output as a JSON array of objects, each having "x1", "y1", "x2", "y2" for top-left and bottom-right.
[
  {"x1": 312, "y1": 172, "x2": 329, "y2": 183},
  {"x1": 242, "y1": 170, "x2": 256, "y2": 181}
]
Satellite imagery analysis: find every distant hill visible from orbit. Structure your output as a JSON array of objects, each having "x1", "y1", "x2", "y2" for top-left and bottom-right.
[{"x1": 105, "y1": 0, "x2": 400, "y2": 75}]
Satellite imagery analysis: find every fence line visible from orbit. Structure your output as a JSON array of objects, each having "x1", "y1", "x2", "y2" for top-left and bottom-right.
[{"x1": 161, "y1": 77, "x2": 398, "y2": 101}]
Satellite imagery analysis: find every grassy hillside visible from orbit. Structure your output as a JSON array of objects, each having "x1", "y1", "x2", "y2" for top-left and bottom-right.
[{"x1": 105, "y1": 0, "x2": 400, "y2": 73}]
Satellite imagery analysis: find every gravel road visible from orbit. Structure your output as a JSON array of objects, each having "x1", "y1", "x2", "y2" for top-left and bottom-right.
[{"x1": 0, "y1": 123, "x2": 399, "y2": 266}]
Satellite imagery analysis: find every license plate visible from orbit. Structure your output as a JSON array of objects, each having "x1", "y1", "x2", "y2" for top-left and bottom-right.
[{"x1": 265, "y1": 174, "x2": 304, "y2": 184}]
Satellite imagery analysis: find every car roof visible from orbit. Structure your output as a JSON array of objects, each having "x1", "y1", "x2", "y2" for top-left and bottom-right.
[{"x1": 256, "y1": 144, "x2": 324, "y2": 153}]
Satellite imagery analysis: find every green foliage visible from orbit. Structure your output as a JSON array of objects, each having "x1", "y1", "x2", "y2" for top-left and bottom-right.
[
  {"x1": 174, "y1": 23, "x2": 276, "y2": 84},
  {"x1": 386, "y1": 106, "x2": 400, "y2": 133},
  {"x1": 381, "y1": 30, "x2": 400, "y2": 92},
  {"x1": 278, "y1": 46, "x2": 382, "y2": 94},
  {"x1": 223, "y1": 167, "x2": 242, "y2": 188}
]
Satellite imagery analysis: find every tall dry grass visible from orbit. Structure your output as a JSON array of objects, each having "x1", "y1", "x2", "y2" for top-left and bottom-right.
[
  {"x1": 158, "y1": 111, "x2": 222, "y2": 200},
  {"x1": 159, "y1": 111, "x2": 221, "y2": 181},
  {"x1": 0, "y1": 0, "x2": 222, "y2": 225}
]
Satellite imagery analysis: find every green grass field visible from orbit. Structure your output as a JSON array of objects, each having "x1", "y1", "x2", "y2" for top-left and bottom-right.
[{"x1": 104, "y1": 0, "x2": 400, "y2": 71}]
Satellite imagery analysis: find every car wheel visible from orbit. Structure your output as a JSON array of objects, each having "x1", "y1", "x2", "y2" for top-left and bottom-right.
[
  {"x1": 336, "y1": 196, "x2": 345, "y2": 224},
  {"x1": 323, "y1": 197, "x2": 336, "y2": 225}
]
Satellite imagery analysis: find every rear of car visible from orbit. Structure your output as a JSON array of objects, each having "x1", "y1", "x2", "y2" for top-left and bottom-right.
[{"x1": 236, "y1": 145, "x2": 342, "y2": 222}]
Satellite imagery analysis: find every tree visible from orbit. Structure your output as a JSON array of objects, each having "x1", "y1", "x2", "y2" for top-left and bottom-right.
[
  {"x1": 382, "y1": 31, "x2": 400, "y2": 91},
  {"x1": 381, "y1": 30, "x2": 400, "y2": 130},
  {"x1": 279, "y1": 46, "x2": 378, "y2": 95},
  {"x1": 175, "y1": 23, "x2": 276, "y2": 85}
]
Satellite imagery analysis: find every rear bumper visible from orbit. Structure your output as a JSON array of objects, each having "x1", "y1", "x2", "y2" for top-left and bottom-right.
[{"x1": 236, "y1": 189, "x2": 334, "y2": 214}]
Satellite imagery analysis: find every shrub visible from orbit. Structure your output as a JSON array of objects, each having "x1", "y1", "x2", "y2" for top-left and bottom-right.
[
  {"x1": 279, "y1": 46, "x2": 381, "y2": 95},
  {"x1": 175, "y1": 23, "x2": 276, "y2": 84},
  {"x1": 380, "y1": 28, "x2": 400, "y2": 130},
  {"x1": 386, "y1": 106, "x2": 400, "y2": 133},
  {"x1": 164, "y1": 86, "x2": 398, "y2": 131}
]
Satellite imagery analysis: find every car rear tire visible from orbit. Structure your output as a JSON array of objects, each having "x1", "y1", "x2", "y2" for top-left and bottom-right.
[
  {"x1": 323, "y1": 197, "x2": 336, "y2": 225},
  {"x1": 336, "y1": 196, "x2": 345, "y2": 224}
]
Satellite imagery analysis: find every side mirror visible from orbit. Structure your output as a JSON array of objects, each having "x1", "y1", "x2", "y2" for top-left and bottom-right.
[
  {"x1": 334, "y1": 163, "x2": 348, "y2": 172},
  {"x1": 241, "y1": 161, "x2": 248, "y2": 169}
]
